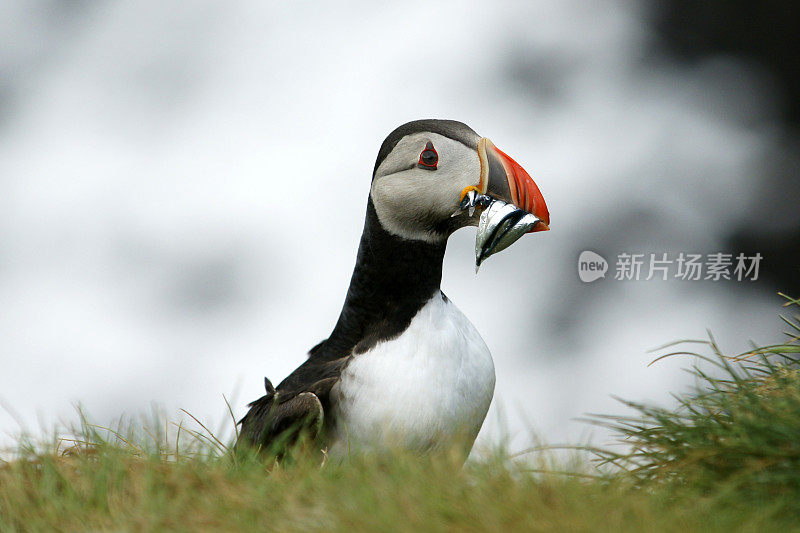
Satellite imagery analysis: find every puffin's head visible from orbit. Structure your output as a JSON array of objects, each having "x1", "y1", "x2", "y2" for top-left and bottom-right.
[{"x1": 370, "y1": 119, "x2": 549, "y2": 261}]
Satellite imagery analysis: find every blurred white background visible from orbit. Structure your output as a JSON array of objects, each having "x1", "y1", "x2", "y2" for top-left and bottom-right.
[{"x1": 1, "y1": 1, "x2": 797, "y2": 453}]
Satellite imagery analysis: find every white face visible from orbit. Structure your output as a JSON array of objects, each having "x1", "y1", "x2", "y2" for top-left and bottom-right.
[{"x1": 371, "y1": 132, "x2": 481, "y2": 243}]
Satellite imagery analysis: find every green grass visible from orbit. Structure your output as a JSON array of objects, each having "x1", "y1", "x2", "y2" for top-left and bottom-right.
[
  {"x1": 2, "y1": 436, "x2": 790, "y2": 532},
  {"x1": 2, "y1": 294, "x2": 800, "y2": 532},
  {"x1": 592, "y1": 294, "x2": 800, "y2": 499}
]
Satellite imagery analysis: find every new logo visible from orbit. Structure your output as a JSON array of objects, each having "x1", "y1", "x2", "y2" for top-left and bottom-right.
[{"x1": 578, "y1": 251, "x2": 608, "y2": 282}]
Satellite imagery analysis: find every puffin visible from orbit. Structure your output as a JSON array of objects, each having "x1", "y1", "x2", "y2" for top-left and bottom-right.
[{"x1": 237, "y1": 119, "x2": 549, "y2": 459}]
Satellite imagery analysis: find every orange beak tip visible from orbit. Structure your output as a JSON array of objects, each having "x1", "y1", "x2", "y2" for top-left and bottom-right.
[
  {"x1": 526, "y1": 221, "x2": 549, "y2": 234},
  {"x1": 488, "y1": 142, "x2": 549, "y2": 227}
]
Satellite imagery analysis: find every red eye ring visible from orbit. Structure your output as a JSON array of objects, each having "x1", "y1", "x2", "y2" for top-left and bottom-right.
[{"x1": 418, "y1": 141, "x2": 438, "y2": 170}]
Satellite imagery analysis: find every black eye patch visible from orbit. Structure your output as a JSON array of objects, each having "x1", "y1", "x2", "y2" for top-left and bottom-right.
[{"x1": 418, "y1": 141, "x2": 438, "y2": 170}]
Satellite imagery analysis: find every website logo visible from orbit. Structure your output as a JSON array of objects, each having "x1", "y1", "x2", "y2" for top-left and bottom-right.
[
  {"x1": 578, "y1": 251, "x2": 608, "y2": 282},
  {"x1": 577, "y1": 251, "x2": 762, "y2": 282}
]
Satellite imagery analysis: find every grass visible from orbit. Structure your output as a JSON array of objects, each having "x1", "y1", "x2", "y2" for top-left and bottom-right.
[
  {"x1": 1, "y1": 436, "x2": 785, "y2": 532},
  {"x1": 591, "y1": 294, "x2": 800, "y2": 500},
  {"x1": 1, "y1": 294, "x2": 800, "y2": 531}
]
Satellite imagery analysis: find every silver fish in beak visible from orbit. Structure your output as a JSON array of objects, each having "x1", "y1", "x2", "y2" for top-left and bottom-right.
[
  {"x1": 457, "y1": 138, "x2": 550, "y2": 270},
  {"x1": 475, "y1": 200, "x2": 544, "y2": 270},
  {"x1": 459, "y1": 190, "x2": 545, "y2": 270}
]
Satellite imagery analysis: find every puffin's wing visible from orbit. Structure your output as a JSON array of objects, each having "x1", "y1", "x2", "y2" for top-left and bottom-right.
[{"x1": 236, "y1": 376, "x2": 333, "y2": 452}]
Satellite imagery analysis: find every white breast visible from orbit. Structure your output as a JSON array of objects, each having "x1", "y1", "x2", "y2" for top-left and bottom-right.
[{"x1": 329, "y1": 293, "x2": 495, "y2": 456}]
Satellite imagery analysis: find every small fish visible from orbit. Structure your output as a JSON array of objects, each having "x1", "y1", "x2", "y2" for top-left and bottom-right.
[
  {"x1": 474, "y1": 199, "x2": 542, "y2": 271},
  {"x1": 489, "y1": 211, "x2": 541, "y2": 255}
]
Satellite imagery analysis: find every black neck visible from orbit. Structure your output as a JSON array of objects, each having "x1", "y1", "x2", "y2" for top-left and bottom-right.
[{"x1": 317, "y1": 198, "x2": 446, "y2": 357}]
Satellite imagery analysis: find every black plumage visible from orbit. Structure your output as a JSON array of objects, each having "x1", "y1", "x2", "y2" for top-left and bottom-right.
[{"x1": 237, "y1": 200, "x2": 447, "y2": 450}]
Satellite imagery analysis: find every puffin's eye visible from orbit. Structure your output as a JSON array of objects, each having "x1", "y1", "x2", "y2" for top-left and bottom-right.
[{"x1": 418, "y1": 141, "x2": 438, "y2": 170}]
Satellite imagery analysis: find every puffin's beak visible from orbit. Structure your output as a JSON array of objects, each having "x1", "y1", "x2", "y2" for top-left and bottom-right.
[{"x1": 477, "y1": 138, "x2": 550, "y2": 231}]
